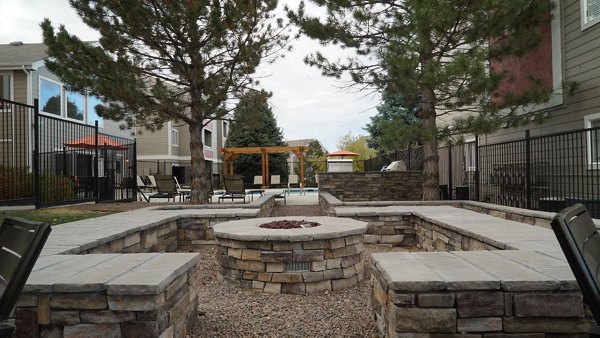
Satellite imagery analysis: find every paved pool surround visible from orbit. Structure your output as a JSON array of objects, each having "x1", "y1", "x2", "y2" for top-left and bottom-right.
[{"x1": 213, "y1": 216, "x2": 368, "y2": 295}]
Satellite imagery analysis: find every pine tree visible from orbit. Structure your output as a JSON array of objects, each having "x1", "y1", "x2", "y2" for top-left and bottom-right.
[
  {"x1": 304, "y1": 139, "x2": 326, "y2": 187},
  {"x1": 41, "y1": 0, "x2": 290, "y2": 203},
  {"x1": 287, "y1": 0, "x2": 553, "y2": 200},
  {"x1": 225, "y1": 89, "x2": 288, "y2": 184},
  {"x1": 365, "y1": 91, "x2": 420, "y2": 153}
]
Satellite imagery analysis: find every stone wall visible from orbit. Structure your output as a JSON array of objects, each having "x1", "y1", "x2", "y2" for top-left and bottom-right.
[
  {"x1": 13, "y1": 205, "x2": 270, "y2": 338},
  {"x1": 414, "y1": 216, "x2": 505, "y2": 251},
  {"x1": 351, "y1": 215, "x2": 415, "y2": 246},
  {"x1": 372, "y1": 270, "x2": 592, "y2": 337},
  {"x1": 216, "y1": 235, "x2": 366, "y2": 295},
  {"x1": 16, "y1": 261, "x2": 201, "y2": 338},
  {"x1": 318, "y1": 171, "x2": 423, "y2": 201}
]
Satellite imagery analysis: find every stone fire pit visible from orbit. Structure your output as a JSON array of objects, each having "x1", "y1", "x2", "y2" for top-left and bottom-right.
[{"x1": 213, "y1": 216, "x2": 368, "y2": 295}]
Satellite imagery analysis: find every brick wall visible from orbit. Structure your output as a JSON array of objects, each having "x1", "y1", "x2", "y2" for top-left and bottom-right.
[{"x1": 318, "y1": 171, "x2": 423, "y2": 201}]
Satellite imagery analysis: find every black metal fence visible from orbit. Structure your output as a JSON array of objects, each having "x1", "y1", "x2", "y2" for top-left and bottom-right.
[
  {"x1": 477, "y1": 128, "x2": 600, "y2": 218},
  {"x1": 364, "y1": 146, "x2": 424, "y2": 172},
  {"x1": 0, "y1": 98, "x2": 136, "y2": 208},
  {"x1": 1, "y1": 99, "x2": 36, "y2": 205}
]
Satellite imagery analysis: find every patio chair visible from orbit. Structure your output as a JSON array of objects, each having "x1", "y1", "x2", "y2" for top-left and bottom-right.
[
  {"x1": 219, "y1": 174, "x2": 246, "y2": 203},
  {"x1": 286, "y1": 174, "x2": 304, "y2": 196},
  {"x1": 0, "y1": 218, "x2": 52, "y2": 337},
  {"x1": 174, "y1": 176, "x2": 191, "y2": 200},
  {"x1": 551, "y1": 204, "x2": 600, "y2": 336},
  {"x1": 149, "y1": 175, "x2": 179, "y2": 202},
  {"x1": 270, "y1": 175, "x2": 281, "y2": 188}
]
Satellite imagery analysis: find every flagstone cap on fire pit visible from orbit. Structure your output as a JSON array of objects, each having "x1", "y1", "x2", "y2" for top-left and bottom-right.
[{"x1": 213, "y1": 216, "x2": 367, "y2": 242}]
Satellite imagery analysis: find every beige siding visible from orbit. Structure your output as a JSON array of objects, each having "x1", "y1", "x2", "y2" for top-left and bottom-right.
[
  {"x1": 482, "y1": 0, "x2": 600, "y2": 145},
  {"x1": 13, "y1": 71, "x2": 27, "y2": 104},
  {"x1": 136, "y1": 125, "x2": 168, "y2": 156},
  {"x1": 175, "y1": 123, "x2": 191, "y2": 157}
]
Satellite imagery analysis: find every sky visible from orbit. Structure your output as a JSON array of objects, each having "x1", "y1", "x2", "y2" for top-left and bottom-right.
[{"x1": 0, "y1": 0, "x2": 380, "y2": 151}]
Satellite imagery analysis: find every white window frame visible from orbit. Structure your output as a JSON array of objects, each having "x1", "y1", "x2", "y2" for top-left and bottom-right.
[
  {"x1": 585, "y1": 113, "x2": 600, "y2": 169},
  {"x1": 581, "y1": 0, "x2": 600, "y2": 30},
  {"x1": 171, "y1": 128, "x2": 179, "y2": 147},
  {"x1": 203, "y1": 128, "x2": 212, "y2": 149},
  {"x1": 464, "y1": 138, "x2": 477, "y2": 172},
  {"x1": 0, "y1": 71, "x2": 14, "y2": 112},
  {"x1": 64, "y1": 89, "x2": 85, "y2": 123},
  {"x1": 39, "y1": 76, "x2": 63, "y2": 117}
]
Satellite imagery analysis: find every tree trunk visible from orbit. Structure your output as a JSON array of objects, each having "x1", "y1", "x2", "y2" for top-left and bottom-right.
[
  {"x1": 421, "y1": 87, "x2": 440, "y2": 201},
  {"x1": 189, "y1": 122, "x2": 209, "y2": 204}
]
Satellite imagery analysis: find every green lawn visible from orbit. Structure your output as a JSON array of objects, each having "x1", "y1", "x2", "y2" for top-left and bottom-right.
[{"x1": 0, "y1": 208, "x2": 114, "y2": 226}]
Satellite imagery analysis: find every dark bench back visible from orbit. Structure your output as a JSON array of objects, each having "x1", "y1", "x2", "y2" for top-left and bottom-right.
[
  {"x1": 551, "y1": 204, "x2": 600, "y2": 324},
  {"x1": 0, "y1": 217, "x2": 52, "y2": 320}
]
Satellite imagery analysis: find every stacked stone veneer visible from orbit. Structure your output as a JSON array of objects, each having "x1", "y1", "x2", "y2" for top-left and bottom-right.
[
  {"x1": 17, "y1": 254, "x2": 200, "y2": 338},
  {"x1": 372, "y1": 251, "x2": 594, "y2": 337},
  {"x1": 214, "y1": 217, "x2": 368, "y2": 294},
  {"x1": 415, "y1": 216, "x2": 505, "y2": 251},
  {"x1": 14, "y1": 202, "x2": 274, "y2": 338},
  {"x1": 318, "y1": 171, "x2": 423, "y2": 201}
]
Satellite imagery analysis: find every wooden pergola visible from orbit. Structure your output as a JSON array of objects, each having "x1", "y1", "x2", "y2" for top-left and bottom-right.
[{"x1": 221, "y1": 146, "x2": 307, "y2": 188}]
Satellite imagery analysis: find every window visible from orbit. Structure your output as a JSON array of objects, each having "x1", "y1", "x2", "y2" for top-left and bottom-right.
[
  {"x1": 0, "y1": 74, "x2": 11, "y2": 111},
  {"x1": 586, "y1": 114, "x2": 600, "y2": 167},
  {"x1": 223, "y1": 121, "x2": 228, "y2": 137},
  {"x1": 171, "y1": 129, "x2": 179, "y2": 147},
  {"x1": 87, "y1": 95, "x2": 104, "y2": 127},
  {"x1": 465, "y1": 140, "x2": 477, "y2": 172},
  {"x1": 582, "y1": 0, "x2": 600, "y2": 29},
  {"x1": 204, "y1": 129, "x2": 212, "y2": 148},
  {"x1": 40, "y1": 78, "x2": 62, "y2": 116},
  {"x1": 66, "y1": 90, "x2": 84, "y2": 121}
]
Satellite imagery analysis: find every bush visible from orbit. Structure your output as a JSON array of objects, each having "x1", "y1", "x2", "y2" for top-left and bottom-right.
[
  {"x1": 39, "y1": 172, "x2": 76, "y2": 202},
  {"x1": 0, "y1": 166, "x2": 75, "y2": 202},
  {"x1": 0, "y1": 166, "x2": 34, "y2": 200}
]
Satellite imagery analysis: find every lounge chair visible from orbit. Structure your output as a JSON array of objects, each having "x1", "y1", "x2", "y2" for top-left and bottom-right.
[
  {"x1": 270, "y1": 175, "x2": 281, "y2": 188},
  {"x1": 149, "y1": 175, "x2": 179, "y2": 202},
  {"x1": 551, "y1": 204, "x2": 600, "y2": 336},
  {"x1": 286, "y1": 174, "x2": 304, "y2": 196},
  {"x1": 0, "y1": 218, "x2": 52, "y2": 337},
  {"x1": 219, "y1": 174, "x2": 246, "y2": 203},
  {"x1": 245, "y1": 176, "x2": 264, "y2": 201},
  {"x1": 174, "y1": 176, "x2": 191, "y2": 200}
]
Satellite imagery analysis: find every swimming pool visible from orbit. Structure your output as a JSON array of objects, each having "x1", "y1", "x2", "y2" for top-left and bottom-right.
[{"x1": 286, "y1": 188, "x2": 318, "y2": 196}]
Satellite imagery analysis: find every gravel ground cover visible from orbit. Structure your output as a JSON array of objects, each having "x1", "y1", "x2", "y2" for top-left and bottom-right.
[
  {"x1": 183, "y1": 205, "x2": 420, "y2": 337},
  {"x1": 51, "y1": 202, "x2": 420, "y2": 336}
]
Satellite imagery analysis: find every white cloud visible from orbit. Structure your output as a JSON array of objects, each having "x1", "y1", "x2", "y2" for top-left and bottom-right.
[{"x1": 0, "y1": 0, "x2": 380, "y2": 151}]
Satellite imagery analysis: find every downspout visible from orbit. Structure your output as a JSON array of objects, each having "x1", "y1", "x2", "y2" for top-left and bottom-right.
[{"x1": 22, "y1": 65, "x2": 33, "y2": 172}]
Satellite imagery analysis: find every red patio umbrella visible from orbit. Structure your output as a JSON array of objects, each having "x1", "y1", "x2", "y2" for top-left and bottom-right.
[
  {"x1": 326, "y1": 149, "x2": 360, "y2": 159},
  {"x1": 64, "y1": 134, "x2": 128, "y2": 150}
]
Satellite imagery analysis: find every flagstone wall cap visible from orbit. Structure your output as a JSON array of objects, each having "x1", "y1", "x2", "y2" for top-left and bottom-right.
[{"x1": 213, "y1": 216, "x2": 367, "y2": 241}]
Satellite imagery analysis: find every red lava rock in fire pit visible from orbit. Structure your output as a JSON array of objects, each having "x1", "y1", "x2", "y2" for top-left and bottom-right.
[{"x1": 259, "y1": 219, "x2": 320, "y2": 229}]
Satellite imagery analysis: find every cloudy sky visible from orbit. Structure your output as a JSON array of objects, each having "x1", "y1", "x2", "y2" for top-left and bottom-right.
[{"x1": 0, "y1": 0, "x2": 380, "y2": 151}]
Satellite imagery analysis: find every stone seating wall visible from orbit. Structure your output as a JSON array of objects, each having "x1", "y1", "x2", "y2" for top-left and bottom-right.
[
  {"x1": 319, "y1": 192, "x2": 596, "y2": 336},
  {"x1": 14, "y1": 194, "x2": 277, "y2": 337}
]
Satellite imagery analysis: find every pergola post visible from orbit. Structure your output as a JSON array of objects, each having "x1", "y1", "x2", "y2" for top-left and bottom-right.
[{"x1": 221, "y1": 146, "x2": 308, "y2": 188}]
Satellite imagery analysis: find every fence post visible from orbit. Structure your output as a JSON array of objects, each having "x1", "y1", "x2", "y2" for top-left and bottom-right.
[
  {"x1": 33, "y1": 99, "x2": 40, "y2": 209},
  {"x1": 94, "y1": 121, "x2": 99, "y2": 202},
  {"x1": 132, "y1": 140, "x2": 137, "y2": 200},
  {"x1": 448, "y1": 144, "x2": 452, "y2": 200},
  {"x1": 525, "y1": 129, "x2": 531, "y2": 209},
  {"x1": 475, "y1": 135, "x2": 480, "y2": 201}
]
